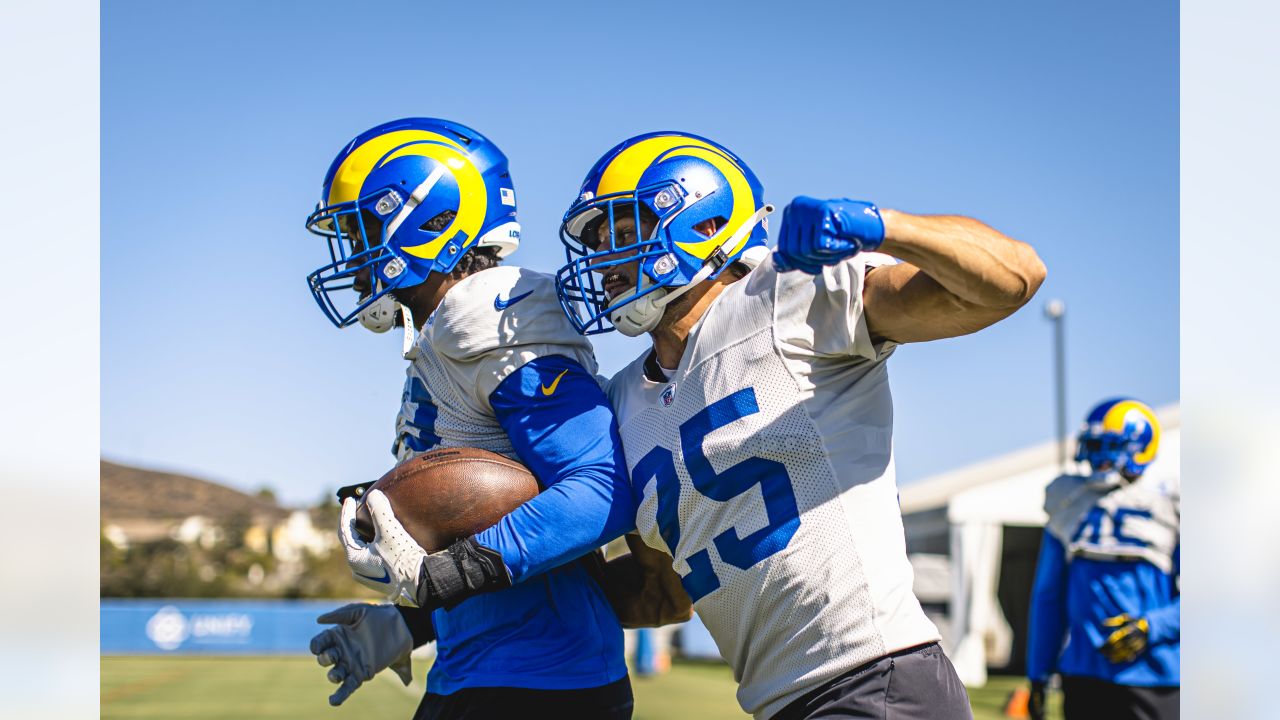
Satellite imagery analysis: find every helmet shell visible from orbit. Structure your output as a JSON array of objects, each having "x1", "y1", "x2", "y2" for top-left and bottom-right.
[
  {"x1": 305, "y1": 118, "x2": 519, "y2": 328},
  {"x1": 1074, "y1": 398, "x2": 1161, "y2": 477},
  {"x1": 557, "y1": 131, "x2": 767, "y2": 335}
]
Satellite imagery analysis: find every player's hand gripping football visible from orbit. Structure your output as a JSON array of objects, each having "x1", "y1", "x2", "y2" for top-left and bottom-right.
[
  {"x1": 310, "y1": 603, "x2": 414, "y2": 706},
  {"x1": 339, "y1": 490, "x2": 429, "y2": 606},
  {"x1": 773, "y1": 196, "x2": 885, "y2": 274},
  {"x1": 339, "y1": 487, "x2": 513, "y2": 610},
  {"x1": 1100, "y1": 613, "x2": 1150, "y2": 663}
]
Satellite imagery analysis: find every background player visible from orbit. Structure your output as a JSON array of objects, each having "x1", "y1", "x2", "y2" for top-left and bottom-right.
[
  {"x1": 302, "y1": 118, "x2": 638, "y2": 719},
  {"x1": 1027, "y1": 399, "x2": 1180, "y2": 720},
  {"x1": 555, "y1": 131, "x2": 1047, "y2": 719}
]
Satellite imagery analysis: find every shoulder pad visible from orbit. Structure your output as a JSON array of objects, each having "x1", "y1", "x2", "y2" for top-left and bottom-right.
[
  {"x1": 1043, "y1": 474, "x2": 1088, "y2": 514},
  {"x1": 429, "y1": 267, "x2": 589, "y2": 361}
]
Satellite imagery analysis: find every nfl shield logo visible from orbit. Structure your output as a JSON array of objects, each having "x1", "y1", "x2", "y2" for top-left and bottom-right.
[{"x1": 660, "y1": 384, "x2": 676, "y2": 407}]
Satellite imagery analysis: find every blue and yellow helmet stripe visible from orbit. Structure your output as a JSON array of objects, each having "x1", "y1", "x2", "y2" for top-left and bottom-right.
[{"x1": 587, "y1": 135, "x2": 759, "y2": 259}]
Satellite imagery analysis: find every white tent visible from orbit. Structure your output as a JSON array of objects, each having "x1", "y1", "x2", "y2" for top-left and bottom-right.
[{"x1": 899, "y1": 405, "x2": 1180, "y2": 686}]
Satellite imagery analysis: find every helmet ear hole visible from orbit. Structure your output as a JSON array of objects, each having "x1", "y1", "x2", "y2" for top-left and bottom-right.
[
  {"x1": 695, "y1": 216, "x2": 730, "y2": 237},
  {"x1": 419, "y1": 209, "x2": 457, "y2": 233}
]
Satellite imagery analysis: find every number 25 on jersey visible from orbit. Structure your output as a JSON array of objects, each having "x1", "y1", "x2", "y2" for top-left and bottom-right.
[{"x1": 633, "y1": 387, "x2": 801, "y2": 601}]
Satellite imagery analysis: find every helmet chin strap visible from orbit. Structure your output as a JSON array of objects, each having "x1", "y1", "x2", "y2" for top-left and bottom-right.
[
  {"x1": 609, "y1": 203, "x2": 774, "y2": 337},
  {"x1": 400, "y1": 304, "x2": 419, "y2": 360},
  {"x1": 357, "y1": 282, "x2": 420, "y2": 360}
]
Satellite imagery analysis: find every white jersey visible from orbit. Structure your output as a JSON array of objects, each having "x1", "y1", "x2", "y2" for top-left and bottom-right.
[
  {"x1": 607, "y1": 255, "x2": 939, "y2": 719},
  {"x1": 1044, "y1": 472, "x2": 1180, "y2": 574},
  {"x1": 392, "y1": 266, "x2": 597, "y2": 462}
]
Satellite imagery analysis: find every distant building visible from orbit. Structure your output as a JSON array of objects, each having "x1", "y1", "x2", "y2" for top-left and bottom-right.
[{"x1": 271, "y1": 510, "x2": 337, "y2": 563}]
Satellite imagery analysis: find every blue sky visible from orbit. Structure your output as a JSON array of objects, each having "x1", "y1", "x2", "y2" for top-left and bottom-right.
[{"x1": 101, "y1": 0, "x2": 1177, "y2": 505}]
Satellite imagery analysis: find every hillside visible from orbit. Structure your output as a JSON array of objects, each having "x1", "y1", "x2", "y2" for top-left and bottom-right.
[{"x1": 100, "y1": 459, "x2": 286, "y2": 523}]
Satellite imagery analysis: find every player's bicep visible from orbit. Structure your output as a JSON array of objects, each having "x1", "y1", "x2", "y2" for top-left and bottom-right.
[
  {"x1": 489, "y1": 355, "x2": 629, "y2": 490},
  {"x1": 863, "y1": 262, "x2": 1021, "y2": 344}
]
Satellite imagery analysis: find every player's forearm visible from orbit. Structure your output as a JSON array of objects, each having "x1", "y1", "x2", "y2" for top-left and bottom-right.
[
  {"x1": 878, "y1": 210, "x2": 1046, "y2": 310},
  {"x1": 475, "y1": 467, "x2": 636, "y2": 581}
]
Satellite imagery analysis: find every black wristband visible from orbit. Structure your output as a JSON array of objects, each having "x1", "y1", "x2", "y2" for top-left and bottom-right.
[
  {"x1": 394, "y1": 605, "x2": 437, "y2": 647},
  {"x1": 416, "y1": 536, "x2": 512, "y2": 610}
]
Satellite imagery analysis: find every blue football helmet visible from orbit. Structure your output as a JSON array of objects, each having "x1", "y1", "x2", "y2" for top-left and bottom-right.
[
  {"x1": 305, "y1": 118, "x2": 520, "y2": 329},
  {"x1": 1075, "y1": 398, "x2": 1161, "y2": 477},
  {"x1": 556, "y1": 131, "x2": 772, "y2": 336}
]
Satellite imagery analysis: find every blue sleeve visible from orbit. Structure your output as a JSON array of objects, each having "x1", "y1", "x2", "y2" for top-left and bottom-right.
[
  {"x1": 475, "y1": 354, "x2": 637, "y2": 583},
  {"x1": 1146, "y1": 543, "x2": 1180, "y2": 644},
  {"x1": 1027, "y1": 530, "x2": 1070, "y2": 682}
]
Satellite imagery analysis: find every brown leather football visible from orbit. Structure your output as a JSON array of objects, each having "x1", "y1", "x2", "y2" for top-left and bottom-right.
[{"x1": 353, "y1": 447, "x2": 539, "y2": 552}]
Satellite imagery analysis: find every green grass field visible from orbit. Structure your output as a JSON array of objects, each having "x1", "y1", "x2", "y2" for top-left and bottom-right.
[{"x1": 102, "y1": 656, "x2": 1060, "y2": 719}]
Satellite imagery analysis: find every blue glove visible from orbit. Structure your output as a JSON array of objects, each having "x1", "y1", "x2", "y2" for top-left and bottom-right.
[{"x1": 772, "y1": 196, "x2": 885, "y2": 274}]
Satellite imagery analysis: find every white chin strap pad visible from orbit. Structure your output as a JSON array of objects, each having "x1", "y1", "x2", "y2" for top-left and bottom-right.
[
  {"x1": 358, "y1": 293, "x2": 398, "y2": 333},
  {"x1": 608, "y1": 203, "x2": 775, "y2": 337},
  {"x1": 611, "y1": 286, "x2": 667, "y2": 337}
]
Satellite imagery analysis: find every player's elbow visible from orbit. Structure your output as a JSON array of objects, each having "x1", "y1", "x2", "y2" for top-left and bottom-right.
[
  {"x1": 992, "y1": 242, "x2": 1047, "y2": 310},
  {"x1": 1019, "y1": 247, "x2": 1048, "y2": 304}
]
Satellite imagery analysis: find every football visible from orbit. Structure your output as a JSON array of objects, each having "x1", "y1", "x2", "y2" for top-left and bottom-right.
[{"x1": 353, "y1": 447, "x2": 539, "y2": 551}]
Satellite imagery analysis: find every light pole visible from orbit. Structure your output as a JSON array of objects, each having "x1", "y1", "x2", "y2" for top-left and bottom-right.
[{"x1": 1044, "y1": 299, "x2": 1067, "y2": 470}]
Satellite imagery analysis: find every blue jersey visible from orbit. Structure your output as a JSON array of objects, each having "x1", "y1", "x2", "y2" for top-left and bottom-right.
[
  {"x1": 393, "y1": 266, "x2": 634, "y2": 694},
  {"x1": 1028, "y1": 472, "x2": 1180, "y2": 687}
]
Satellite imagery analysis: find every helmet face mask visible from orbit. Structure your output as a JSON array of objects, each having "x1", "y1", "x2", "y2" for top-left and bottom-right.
[
  {"x1": 559, "y1": 189, "x2": 694, "y2": 336},
  {"x1": 1073, "y1": 398, "x2": 1161, "y2": 478},
  {"x1": 306, "y1": 197, "x2": 413, "y2": 329},
  {"x1": 556, "y1": 132, "x2": 770, "y2": 336},
  {"x1": 305, "y1": 118, "x2": 520, "y2": 329}
]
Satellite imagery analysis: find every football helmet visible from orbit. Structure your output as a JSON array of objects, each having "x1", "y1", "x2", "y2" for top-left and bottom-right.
[
  {"x1": 1074, "y1": 398, "x2": 1161, "y2": 477},
  {"x1": 305, "y1": 118, "x2": 520, "y2": 329},
  {"x1": 556, "y1": 131, "x2": 772, "y2": 336}
]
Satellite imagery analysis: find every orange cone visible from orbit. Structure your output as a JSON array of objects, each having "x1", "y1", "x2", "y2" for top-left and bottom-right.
[{"x1": 1003, "y1": 685, "x2": 1030, "y2": 718}]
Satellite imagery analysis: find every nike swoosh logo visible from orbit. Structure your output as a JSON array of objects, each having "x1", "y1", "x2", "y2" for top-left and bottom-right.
[
  {"x1": 494, "y1": 290, "x2": 534, "y2": 311},
  {"x1": 354, "y1": 567, "x2": 390, "y2": 584},
  {"x1": 541, "y1": 369, "x2": 569, "y2": 396}
]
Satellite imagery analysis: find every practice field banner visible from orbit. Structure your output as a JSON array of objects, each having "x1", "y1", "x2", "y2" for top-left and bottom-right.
[{"x1": 101, "y1": 599, "x2": 347, "y2": 655}]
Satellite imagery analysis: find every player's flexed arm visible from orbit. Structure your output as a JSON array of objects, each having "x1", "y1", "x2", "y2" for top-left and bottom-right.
[{"x1": 773, "y1": 196, "x2": 1046, "y2": 343}]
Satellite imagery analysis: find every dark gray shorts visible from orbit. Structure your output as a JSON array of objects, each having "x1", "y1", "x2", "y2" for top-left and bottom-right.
[
  {"x1": 1062, "y1": 675, "x2": 1179, "y2": 720},
  {"x1": 770, "y1": 643, "x2": 972, "y2": 720}
]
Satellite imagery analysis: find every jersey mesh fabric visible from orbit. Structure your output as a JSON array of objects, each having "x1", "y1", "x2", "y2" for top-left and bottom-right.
[
  {"x1": 1045, "y1": 473, "x2": 1180, "y2": 573},
  {"x1": 610, "y1": 255, "x2": 938, "y2": 719},
  {"x1": 394, "y1": 267, "x2": 598, "y2": 463}
]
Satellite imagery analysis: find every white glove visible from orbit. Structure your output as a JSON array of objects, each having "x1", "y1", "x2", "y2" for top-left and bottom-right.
[
  {"x1": 310, "y1": 603, "x2": 414, "y2": 706},
  {"x1": 339, "y1": 490, "x2": 429, "y2": 606}
]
